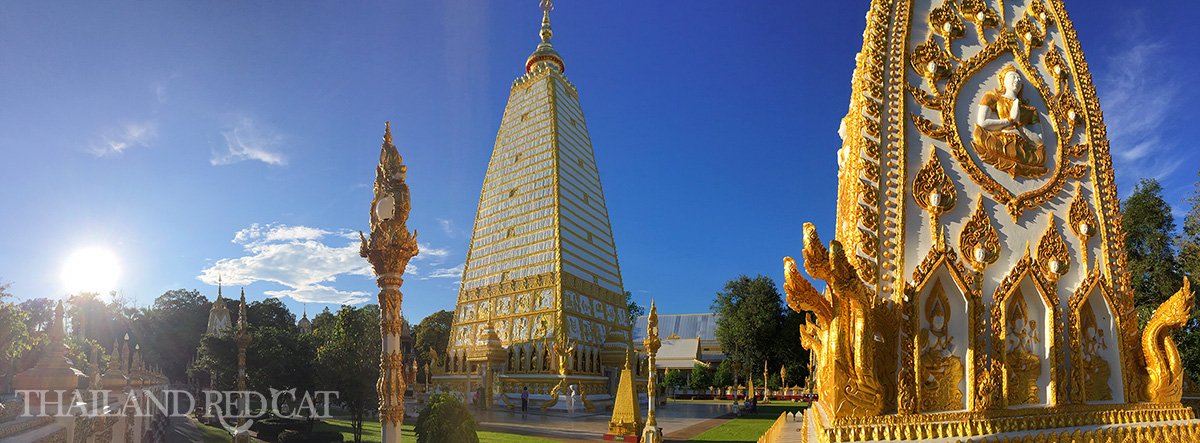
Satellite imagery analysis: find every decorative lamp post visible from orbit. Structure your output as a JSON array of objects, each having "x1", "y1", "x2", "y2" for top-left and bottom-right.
[
  {"x1": 360, "y1": 122, "x2": 419, "y2": 442},
  {"x1": 763, "y1": 360, "x2": 769, "y2": 401},
  {"x1": 234, "y1": 290, "x2": 250, "y2": 443},
  {"x1": 781, "y1": 365, "x2": 787, "y2": 398},
  {"x1": 642, "y1": 300, "x2": 662, "y2": 443}
]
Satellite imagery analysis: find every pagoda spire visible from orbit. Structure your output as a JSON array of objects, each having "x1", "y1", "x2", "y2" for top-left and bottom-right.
[{"x1": 526, "y1": 0, "x2": 564, "y2": 73}]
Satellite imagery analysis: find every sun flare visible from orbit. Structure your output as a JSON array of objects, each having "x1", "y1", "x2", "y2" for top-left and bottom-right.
[{"x1": 61, "y1": 247, "x2": 121, "y2": 294}]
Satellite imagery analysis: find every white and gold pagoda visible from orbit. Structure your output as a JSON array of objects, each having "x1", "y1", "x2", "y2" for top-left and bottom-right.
[
  {"x1": 781, "y1": 0, "x2": 1197, "y2": 441},
  {"x1": 431, "y1": 0, "x2": 634, "y2": 410}
]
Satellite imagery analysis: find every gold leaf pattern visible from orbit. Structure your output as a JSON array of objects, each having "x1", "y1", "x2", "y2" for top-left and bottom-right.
[
  {"x1": 913, "y1": 151, "x2": 957, "y2": 214},
  {"x1": 1036, "y1": 215, "x2": 1070, "y2": 279},
  {"x1": 959, "y1": 197, "x2": 1000, "y2": 269}
]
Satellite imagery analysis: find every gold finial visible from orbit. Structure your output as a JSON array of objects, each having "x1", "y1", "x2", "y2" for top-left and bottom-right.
[
  {"x1": 383, "y1": 121, "x2": 393, "y2": 147},
  {"x1": 539, "y1": 0, "x2": 554, "y2": 43},
  {"x1": 525, "y1": 0, "x2": 564, "y2": 73},
  {"x1": 238, "y1": 288, "x2": 248, "y2": 329}
]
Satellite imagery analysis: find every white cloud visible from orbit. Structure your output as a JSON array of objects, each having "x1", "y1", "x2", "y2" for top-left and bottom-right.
[
  {"x1": 1096, "y1": 24, "x2": 1185, "y2": 186},
  {"x1": 425, "y1": 264, "x2": 463, "y2": 279},
  {"x1": 90, "y1": 121, "x2": 157, "y2": 156},
  {"x1": 211, "y1": 117, "x2": 287, "y2": 166},
  {"x1": 153, "y1": 82, "x2": 168, "y2": 104},
  {"x1": 414, "y1": 243, "x2": 451, "y2": 262},
  {"x1": 264, "y1": 284, "x2": 370, "y2": 305},
  {"x1": 198, "y1": 223, "x2": 371, "y2": 304},
  {"x1": 437, "y1": 218, "x2": 456, "y2": 236}
]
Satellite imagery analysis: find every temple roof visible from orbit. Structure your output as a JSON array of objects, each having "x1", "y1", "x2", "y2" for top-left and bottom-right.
[{"x1": 632, "y1": 312, "x2": 720, "y2": 342}]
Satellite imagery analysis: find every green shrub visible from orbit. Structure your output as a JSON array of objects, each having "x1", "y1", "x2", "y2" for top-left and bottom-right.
[
  {"x1": 689, "y1": 363, "x2": 713, "y2": 391},
  {"x1": 414, "y1": 394, "x2": 479, "y2": 443},
  {"x1": 278, "y1": 430, "x2": 343, "y2": 443},
  {"x1": 253, "y1": 417, "x2": 306, "y2": 441}
]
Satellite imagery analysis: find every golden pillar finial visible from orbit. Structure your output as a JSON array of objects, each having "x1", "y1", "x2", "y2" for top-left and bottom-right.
[
  {"x1": 538, "y1": 0, "x2": 554, "y2": 43},
  {"x1": 383, "y1": 121, "x2": 393, "y2": 147}
]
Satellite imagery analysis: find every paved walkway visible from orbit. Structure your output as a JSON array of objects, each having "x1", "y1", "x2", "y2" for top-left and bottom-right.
[{"x1": 471, "y1": 401, "x2": 736, "y2": 442}]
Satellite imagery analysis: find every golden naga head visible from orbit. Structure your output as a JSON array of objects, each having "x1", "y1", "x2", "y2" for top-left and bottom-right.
[{"x1": 1143, "y1": 277, "x2": 1194, "y2": 403}]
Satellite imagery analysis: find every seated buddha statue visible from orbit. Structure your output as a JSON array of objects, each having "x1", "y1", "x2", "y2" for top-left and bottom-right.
[{"x1": 972, "y1": 64, "x2": 1047, "y2": 178}]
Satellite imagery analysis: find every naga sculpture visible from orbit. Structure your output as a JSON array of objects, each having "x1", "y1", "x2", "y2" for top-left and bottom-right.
[
  {"x1": 1143, "y1": 277, "x2": 1193, "y2": 403},
  {"x1": 784, "y1": 222, "x2": 883, "y2": 418}
]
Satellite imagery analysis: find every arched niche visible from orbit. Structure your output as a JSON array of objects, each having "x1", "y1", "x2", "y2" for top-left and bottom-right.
[
  {"x1": 913, "y1": 261, "x2": 975, "y2": 412},
  {"x1": 1068, "y1": 272, "x2": 1124, "y2": 404},
  {"x1": 991, "y1": 252, "x2": 1061, "y2": 408}
]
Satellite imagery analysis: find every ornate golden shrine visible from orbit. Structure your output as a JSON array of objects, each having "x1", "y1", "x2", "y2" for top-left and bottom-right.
[{"x1": 780, "y1": 0, "x2": 1196, "y2": 441}]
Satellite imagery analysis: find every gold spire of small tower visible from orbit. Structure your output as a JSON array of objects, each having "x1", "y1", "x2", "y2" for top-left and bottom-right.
[{"x1": 526, "y1": 0, "x2": 564, "y2": 73}]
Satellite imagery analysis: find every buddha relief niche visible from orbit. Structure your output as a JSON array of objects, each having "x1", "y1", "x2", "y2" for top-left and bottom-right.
[
  {"x1": 917, "y1": 278, "x2": 966, "y2": 412},
  {"x1": 1005, "y1": 286, "x2": 1043, "y2": 406},
  {"x1": 1069, "y1": 279, "x2": 1123, "y2": 404},
  {"x1": 973, "y1": 64, "x2": 1047, "y2": 178},
  {"x1": 1079, "y1": 301, "x2": 1112, "y2": 401}
]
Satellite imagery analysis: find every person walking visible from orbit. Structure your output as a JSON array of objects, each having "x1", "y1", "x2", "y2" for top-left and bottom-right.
[{"x1": 521, "y1": 386, "x2": 529, "y2": 414}]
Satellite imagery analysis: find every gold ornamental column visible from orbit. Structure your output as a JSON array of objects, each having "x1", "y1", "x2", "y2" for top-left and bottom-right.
[
  {"x1": 234, "y1": 291, "x2": 250, "y2": 443},
  {"x1": 641, "y1": 301, "x2": 662, "y2": 443},
  {"x1": 361, "y1": 122, "x2": 419, "y2": 442}
]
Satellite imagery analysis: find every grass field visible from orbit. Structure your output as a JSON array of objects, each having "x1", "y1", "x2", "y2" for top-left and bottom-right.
[
  {"x1": 191, "y1": 418, "x2": 235, "y2": 443},
  {"x1": 313, "y1": 418, "x2": 561, "y2": 443},
  {"x1": 688, "y1": 404, "x2": 808, "y2": 442}
]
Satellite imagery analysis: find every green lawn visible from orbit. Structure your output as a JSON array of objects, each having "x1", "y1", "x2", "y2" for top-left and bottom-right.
[
  {"x1": 191, "y1": 418, "x2": 234, "y2": 443},
  {"x1": 688, "y1": 404, "x2": 807, "y2": 442},
  {"x1": 477, "y1": 430, "x2": 563, "y2": 443},
  {"x1": 313, "y1": 418, "x2": 561, "y2": 443}
]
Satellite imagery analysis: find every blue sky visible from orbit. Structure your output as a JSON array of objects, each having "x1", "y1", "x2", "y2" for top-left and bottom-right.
[{"x1": 1, "y1": 1, "x2": 1197, "y2": 323}]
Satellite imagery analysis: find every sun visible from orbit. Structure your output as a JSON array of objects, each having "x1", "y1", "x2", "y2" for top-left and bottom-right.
[{"x1": 61, "y1": 247, "x2": 121, "y2": 294}]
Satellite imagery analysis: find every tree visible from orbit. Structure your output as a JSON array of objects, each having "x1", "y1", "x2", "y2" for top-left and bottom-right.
[
  {"x1": 413, "y1": 310, "x2": 453, "y2": 366},
  {"x1": 311, "y1": 307, "x2": 336, "y2": 333},
  {"x1": 688, "y1": 363, "x2": 712, "y2": 391},
  {"x1": 192, "y1": 334, "x2": 236, "y2": 390},
  {"x1": 712, "y1": 360, "x2": 734, "y2": 388},
  {"x1": 1175, "y1": 170, "x2": 1200, "y2": 383},
  {"x1": 68, "y1": 292, "x2": 128, "y2": 355},
  {"x1": 625, "y1": 291, "x2": 645, "y2": 324},
  {"x1": 1122, "y1": 179, "x2": 1184, "y2": 324},
  {"x1": 315, "y1": 305, "x2": 380, "y2": 443},
  {"x1": 248, "y1": 297, "x2": 297, "y2": 331},
  {"x1": 134, "y1": 289, "x2": 211, "y2": 382},
  {"x1": 248, "y1": 327, "x2": 318, "y2": 395},
  {"x1": 1179, "y1": 170, "x2": 1200, "y2": 280},
  {"x1": 414, "y1": 394, "x2": 478, "y2": 443},
  {"x1": 711, "y1": 275, "x2": 784, "y2": 380},
  {"x1": 0, "y1": 281, "x2": 31, "y2": 393},
  {"x1": 18, "y1": 298, "x2": 55, "y2": 333},
  {"x1": 662, "y1": 369, "x2": 686, "y2": 389}
]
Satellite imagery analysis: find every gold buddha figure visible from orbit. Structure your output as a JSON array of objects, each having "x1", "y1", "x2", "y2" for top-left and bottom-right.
[
  {"x1": 972, "y1": 64, "x2": 1047, "y2": 178},
  {"x1": 1005, "y1": 291, "x2": 1043, "y2": 406}
]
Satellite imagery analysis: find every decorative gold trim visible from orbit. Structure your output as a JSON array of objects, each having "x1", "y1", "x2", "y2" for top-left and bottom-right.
[
  {"x1": 1067, "y1": 182, "x2": 1098, "y2": 273},
  {"x1": 1035, "y1": 215, "x2": 1070, "y2": 282}
]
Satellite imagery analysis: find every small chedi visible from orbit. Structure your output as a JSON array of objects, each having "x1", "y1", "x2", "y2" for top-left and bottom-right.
[{"x1": 781, "y1": 0, "x2": 1197, "y2": 441}]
